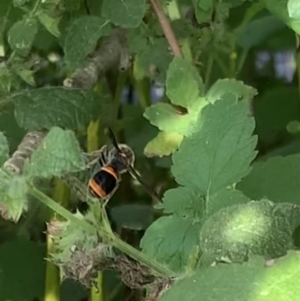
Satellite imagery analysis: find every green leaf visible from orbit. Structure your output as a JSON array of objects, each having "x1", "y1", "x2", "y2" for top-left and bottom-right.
[
  {"x1": 266, "y1": 0, "x2": 300, "y2": 35},
  {"x1": 64, "y1": 16, "x2": 111, "y2": 69},
  {"x1": 140, "y1": 216, "x2": 201, "y2": 272},
  {"x1": 235, "y1": 16, "x2": 285, "y2": 49},
  {"x1": 0, "y1": 170, "x2": 28, "y2": 222},
  {"x1": 237, "y1": 154, "x2": 300, "y2": 205},
  {"x1": 206, "y1": 78, "x2": 257, "y2": 104},
  {"x1": 288, "y1": 0, "x2": 300, "y2": 19},
  {"x1": 166, "y1": 57, "x2": 203, "y2": 108},
  {"x1": 8, "y1": 18, "x2": 38, "y2": 56},
  {"x1": 200, "y1": 199, "x2": 296, "y2": 262},
  {"x1": 138, "y1": 38, "x2": 173, "y2": 81},
  {"x1": 144, "y1": 132, "x2": 183, "y2": 157},
  {"x1": 159, "y1": 251, "x2": 300, "y2": 301},
  {"x1": 0, "y1": 132, "x2": 9, "y2": 165},
  {"x1": 37, "y1": 11, "x2": 61, "y2": 37},
  {"x1": 0, "y1": 239, "x2": 45, "y2": 301},
  {"x1": 144, "y1": 99, "x2": 209, "y2": 136},
  {"x1": 25, "y1": 127, "x2": 85, "y2": 179},
  {"x1": 12, "y1": 87, "x2": 99, "y2": 132},
  {"x1": 102, "y1": 0, "x2": 147, "y2": 28},
  {"x1": 172, "y1": 96, "x2": 257, "y2": 195}
]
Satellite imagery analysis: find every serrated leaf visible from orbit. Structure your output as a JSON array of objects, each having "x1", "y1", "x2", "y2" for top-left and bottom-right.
[
  {"x1": 144, "y1": 131, "x2": 183, "y2": 157},
  {"x1": 288, "y1": 0, "x2": 300, "y2": 19},
  {"x1": 37, "y1": 11, "x2": 61, "y2": 37},
  {"x1": 140, "y1": 216, "x2": 201, "y2": 272},
  {"x1": 144, "y1": 98, "x2": 209, "y2": 136},
  {"x1": 12, "y1": 87, "x2": 99, "y2": 132},
  {"x1": 8, "y1": 18, "x2": 38, "y2": 56},
  {"x1": 206, "y1": 78, "x2": 257, "y2": 104},
  {"x1": 200, "y1": 199, "x2": 296, "y2": 262},
  {"x1": 0, "y1": 170, "x2": 28, "y2": 222},
  {"x1": 0, "y1": 239, "x2": 45, "y2": 301},
  {"x1": 0, "y1": 132, "x2": 9, "y2": 165},
  {"x1": 266, "y1": 0, "x2": 300, "y2": 35},
  {"x1": 172, "y1": 96, "x2": 257, "y2": 195},
  {"x1": 166, "y1": 57, "x2": 203, "y2": 108},
  {"x1": 237, "y1": 154, "x2": 300, "y2": 205},
  {"x1": 102, "y1": 0, "x2": 147, "y2": 28},
  {"x1": 25, "y1": 127, "x2": 85, "y2": 179},
  {"x1": 159, "y1": 251, "x2": 300, "y2": 301},
  {"x1": 64, "y1": 16, "x2": 111, "y2": 69}
]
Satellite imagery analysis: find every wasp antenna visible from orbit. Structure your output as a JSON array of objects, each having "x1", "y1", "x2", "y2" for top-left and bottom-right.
[
  {"x1": 128, "y1": 165, "x2": 162, "y2": 204},
  {"x1": 106, "y1": 127, "x2": 122, "y2": 152}
]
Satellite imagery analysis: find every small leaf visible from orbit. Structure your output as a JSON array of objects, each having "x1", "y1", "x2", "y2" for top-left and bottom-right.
[
  {"x1": 200, "y1": 200, "x2": 296, "y2": 262},
  {"x1": 206, "y1": 78, "x2": 257, "y2": 104},
  {"x1": 102, "y1": 0, "x2": 147, "y2": 28},
  {"x1": 172, "y1": 96, "x2": 257, "y2": 195},
  {"x1": 237, "y1": 154, "x2": 300, "y2": 205},
  {"x1": 0, "y1": 132, "x2": 9, "y2": 165},
  {"x1": 159, "y1": 251, "x2": 300, "y2": 301},
  {"x1": 64, "y1": 16, "x2": 111, "y2": 69},
  {"x1": 37, "y1": 11, "x2": 61, "y2": 37},
  {"x1": 0, "y1": 170, "x2": 28, "y2": 222},
  {"x1": 0, "y1": 239, "x2": 45, "y2": 301},
  {"x1": 288, "y1": 0, "x2": 300, "y2": 19},
  {"x1": 140, "y1": 216, "x2": 201, "y2": 272},
  {"x1": 144, "y1": 132, "x2": 183, "y2": 157},
  {"x1": 12, "y1": 87, "x2": 99, "y2": 132},
  {"x1": 25, "y1": 127, "x2": 85, "y2": 179},
  {"x1": 8, "y1": 18, "x2": 38, "y2": 56},
  {"x1": 144, "y1": 99, "x2": 209, "y2": 136},
  {"x1": 166, "y1": 57, "x2": 203, "y2": 108}
]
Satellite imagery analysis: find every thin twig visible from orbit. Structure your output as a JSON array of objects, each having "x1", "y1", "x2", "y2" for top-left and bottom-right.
[{"x1": 149, "y1": 0, "x2": 182, "y2": 57}]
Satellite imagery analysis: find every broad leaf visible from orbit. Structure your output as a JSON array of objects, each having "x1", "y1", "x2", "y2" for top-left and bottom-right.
[
  {"x1": 25, "y1": 127, "x2": 85, "y2": 179},
  {"x1": 237, "y1": 154, "x2": 300, "y2": 204},
  {"x1": 64, "y1": 16, "x2": 111, "y2": 69},
  {"x1": 200, "y1": 200, "x2": 297, "y2": 262},
  {"x1": 0, "y1": 170, "x2": 28, "y2": 222},
  {"x1": 12, "y1": 87, "x2": 99, "y2": 132},
  {"x1": 8, "y1": 18, "x2": 38, "y2": 56},
  {"x1": 140, "y1": 216, "x2": 201, "y2": 272},
  {"x1": 102, "y1": 0, "x2": 147, "y2": 28},
  {"x1": 166, "y1": 57, "x2": 204, "y2": 107},
  {"x1": 159, "y1": 251, "x2": 300, "y2": 301},
  {"x1": 172, "y1": 96, "x2": 257, "y2": 195},
  {"x1": 144, "y1": 132, "x2": 183, "y2": 157},
  {"x1": 288, "y1": 0, "x2": 300, "y2": 19}
]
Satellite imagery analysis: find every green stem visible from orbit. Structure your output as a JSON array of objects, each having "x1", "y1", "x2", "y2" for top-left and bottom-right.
[
  {"x1": 28, "y1": 177, "x2": 175, "y2": 279},
  {"x1": 166, "y1": 0, "x2": 193, "y2": 62},
  {"x1": 212, "y1": 53, "x2": 228, "y2": 77},
  {"x1": 236, "y1": 49, "x2": 248, "y2": 77},
  {"x1": 28, "y1": 182, "x2": 95, "y2": 234},
  {"x1": 31, "y1": 0, "x2": 41, "y2": 16},
  {"x1": 132, "y1": 77, "x2": 151, "y2": 109}
]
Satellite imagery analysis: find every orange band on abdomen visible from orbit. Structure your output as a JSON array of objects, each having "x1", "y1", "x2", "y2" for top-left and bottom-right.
[
  {"x1": 89, "y1": 178, "x2": 107, "y2": 198},
  {"x1": 101, "y1": 166, "x2": 119, "y2": 180}
]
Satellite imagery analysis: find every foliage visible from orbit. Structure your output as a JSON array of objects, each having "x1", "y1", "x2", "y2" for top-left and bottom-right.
[{"x1": 0, "y1": 0, "x2": 299, "y2": 301}]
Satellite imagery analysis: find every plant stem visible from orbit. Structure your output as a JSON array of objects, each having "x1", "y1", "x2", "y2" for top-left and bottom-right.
[
  {"x1": 132, "y1": 77, "x2": 151, "y2": 109},
  {"x1": 149, "y1": 0, "x2": 182, "y2": 57},
  {"x1": 296, "y1": 35, "x2": 300, "y2": 102},
  {"x1": 28, "y1": 185, "x2": 175, "y2": 278},
  {"x1": 236, "y1": 49, "x2": 248, "y2": 77},
  {"x1": 165, "y1": 0, "x2": 193, "y2": 62}
]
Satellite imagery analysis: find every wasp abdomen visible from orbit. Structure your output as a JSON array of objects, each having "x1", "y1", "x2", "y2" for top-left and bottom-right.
[{"x1": 89, "y1": 166, "x2": 119, "y2": 199}]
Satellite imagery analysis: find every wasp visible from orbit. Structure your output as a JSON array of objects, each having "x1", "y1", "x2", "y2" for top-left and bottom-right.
[{"x1": 88, "y1": 128, "x2": 161, "y2": 204}]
